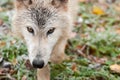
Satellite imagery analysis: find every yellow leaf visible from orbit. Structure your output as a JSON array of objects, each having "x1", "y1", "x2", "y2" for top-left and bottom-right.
[
  {"x1": 79, "y1": 0, "x2": 86, "y2": 2},
  {"x1": 0, "y1": 7, "x2": 3, "y2": 12},
  {"x1": 110, "y1": 64, "x2": 120, "y2": 73},
  {"x1": 115, "y1": 28, "x2": 120, "y2": 35},
  {"x1": 92, "y1": 6, "x2": 105, "y2": 15},
  {"x1": 114, "y1": 3, "x2": 120, "y2": 12},
  {"x1": 12, "y1": 59, "x2": 18, "y2": 66},
  {"x1": 0, "y1": 41, "x2": 6, "y2": 48},
  {"x1": 71, "y1": 63, "x2": 77, "y2": 72}
]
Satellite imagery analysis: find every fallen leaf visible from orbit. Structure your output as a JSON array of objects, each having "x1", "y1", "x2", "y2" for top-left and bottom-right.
[
  {"x1": 96, "y1": 27, "x2": 105, "y2": 32},
  {"x1": 0, "y1": 41, "x2": 6, "y2": 48},
  {"x1": 0, "y1": 19, "x2": 3, "y2": 25},
  {"x1": 79, "y1": 0, "x2": 91, "y2": 3},
  {"x1": 114, "y1": 3, "x2": 120, "y2": 12},
  {"x1": 0, "y1": 7, "x2": 3, "y2": 12},
  {"x1": 92, "y1": 6, "x2": 105, "y2": 15},
  {"x1": 22, "y1": 75, "x2": 27, "y2": 80},
  {"x1": 12, "y1": 59, "x2": 18, "y2": 66},
  {"x1": 115, "y1": 28, "x2": 120, "y2": 35},
  {"x1": 79, "y1": 0, "x2": 86, "y2": 2},
  {"x1": 110, "y1": 64, "x2": 120, "y2": 73},
  {"x1": 10, "y1": 40, "x2": 17, "y2": 45},
  {"x1": 71, "y1": 63, "x2": 77, "y2": 72}
]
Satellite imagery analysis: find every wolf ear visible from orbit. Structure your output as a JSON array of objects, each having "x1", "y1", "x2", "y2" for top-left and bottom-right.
[
  {"x1": 51, "y1": 0, "x2": 68, "y2": 10},
  {"x1": 15, "y1": 0, "x2": 32, "y2": 9}
]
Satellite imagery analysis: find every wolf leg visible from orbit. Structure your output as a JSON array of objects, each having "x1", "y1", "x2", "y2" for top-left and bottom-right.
[
  {"x1": 37, "y1": 65, "x2": 50, "y2": 80},
  {"x1": 50, "y1": 36, "x2": 69, "y2": 63}
]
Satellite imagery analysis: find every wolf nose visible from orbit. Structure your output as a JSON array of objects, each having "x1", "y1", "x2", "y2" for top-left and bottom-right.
[{"x1": 32, "y1": 59, "x2": 44, "y2": 68}]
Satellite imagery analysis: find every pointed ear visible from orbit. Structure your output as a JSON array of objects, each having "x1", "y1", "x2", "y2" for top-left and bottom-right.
[
  {"x1": 15, "y1": 0, "x2": 32, "y2": 9},
  {"x1": 51, "y1": 0, "x2": 68, "y2": 10}
]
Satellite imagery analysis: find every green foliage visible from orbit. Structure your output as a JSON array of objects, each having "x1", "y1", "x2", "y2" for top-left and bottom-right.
[
  {"x1": 51, "y1": 58, "x2": 120, "y2": 80},
  {"x1": 0, "y1": 0, "x2": 13, "y2": 9},
  {"x1": 0, "y1": 36, "x2": 27, "y2": 61},
  {"x1": 80, "y1": 28, "x2": 120, "y2": 56},
  {"x1": 1, "y1": 0, "x2": 120, "y2": 80},
  {"x1": 0, "y1": 12, "x2": 9, "y2": 22},
  {"x1": 0, "y1": 36, "x2": 36, "y2": 80}
]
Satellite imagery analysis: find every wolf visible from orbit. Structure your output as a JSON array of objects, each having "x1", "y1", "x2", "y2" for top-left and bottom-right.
[{"x1": 12, "y1": 0, "x2": 78, "y2": 80}]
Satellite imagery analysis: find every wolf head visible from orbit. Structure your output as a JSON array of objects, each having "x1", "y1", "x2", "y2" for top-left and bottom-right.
[{"x1": 12, "y1": 0, "x2": 71, "y2": 68}]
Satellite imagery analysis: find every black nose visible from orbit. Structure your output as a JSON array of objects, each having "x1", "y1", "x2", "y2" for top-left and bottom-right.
[{"x1": 32, "y1": 59, "x2": 44, "y2": 68}]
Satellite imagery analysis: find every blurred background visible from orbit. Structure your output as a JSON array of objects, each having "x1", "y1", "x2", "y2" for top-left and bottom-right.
[{"x1": 1, "y1": 0, "x2": 120, "y2": 80}]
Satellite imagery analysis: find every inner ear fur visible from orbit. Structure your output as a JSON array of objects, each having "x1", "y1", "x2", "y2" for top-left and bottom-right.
[
  {"x1": 51, "y1": 0, "x2": 68, "y2": 10},
  {"x1": 15, "y1": 0, "x2": 32, "y2": 9}
]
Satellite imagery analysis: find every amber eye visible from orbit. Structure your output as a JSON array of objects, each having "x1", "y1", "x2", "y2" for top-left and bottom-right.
[
  {"x1": 47, "y1": 28, "x2": 55, "y2": 35},
  {"x1": 27, "y1": 27, "x2": 34, "y2": 34}
]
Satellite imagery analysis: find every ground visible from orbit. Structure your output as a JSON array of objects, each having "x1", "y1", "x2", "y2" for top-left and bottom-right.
[{"x1": 1, "y1": 0, "x2": 120, "y2": 80}]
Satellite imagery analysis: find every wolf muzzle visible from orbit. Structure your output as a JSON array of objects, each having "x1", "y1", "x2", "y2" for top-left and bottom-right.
[{"x1": 32, "y1": 58, "x2": 44, "y2": 68}]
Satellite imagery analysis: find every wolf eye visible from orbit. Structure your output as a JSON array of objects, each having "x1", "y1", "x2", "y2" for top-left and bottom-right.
[
  {"x1": 27, "y1": 27, "x2": 34, "y2": 34},
  {"x1": 47, "y1": 28, "x2": 55, "y2": 35}
]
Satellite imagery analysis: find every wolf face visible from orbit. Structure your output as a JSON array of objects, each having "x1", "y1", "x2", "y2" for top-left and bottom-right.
[{"x1": 12, "y1": 0, "x2": 71, "y2": 68}]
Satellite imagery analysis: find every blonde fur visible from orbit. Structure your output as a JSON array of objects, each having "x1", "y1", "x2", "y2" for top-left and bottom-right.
[{"x1": 12, "y1": 0, "x2": 78, "y2": 80}]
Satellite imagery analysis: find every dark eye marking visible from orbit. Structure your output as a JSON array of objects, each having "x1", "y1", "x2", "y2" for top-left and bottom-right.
[
  {"x1": 47, "y1": 28, "x2": 55, "y2": 35},
  {"x1": 27, "y1": 26, "x2": 34, "y2": 34}
]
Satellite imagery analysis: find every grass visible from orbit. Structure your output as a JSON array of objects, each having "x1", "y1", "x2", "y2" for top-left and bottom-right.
[{"x1": 1, "y1": 0, "x2": 120, "y2": 80}]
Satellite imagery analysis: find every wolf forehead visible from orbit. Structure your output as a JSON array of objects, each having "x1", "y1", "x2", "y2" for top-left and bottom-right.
[{"x1": 26, "y1": 7, "x2": 58, "y2": 28}]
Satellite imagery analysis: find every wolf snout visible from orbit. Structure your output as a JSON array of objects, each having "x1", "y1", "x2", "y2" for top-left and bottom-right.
[{"x1": 32, "y1": 58, "x2": 44, "y2": 68}]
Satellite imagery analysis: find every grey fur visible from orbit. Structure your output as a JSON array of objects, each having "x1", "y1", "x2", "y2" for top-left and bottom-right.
[
  {"x1": 12, "y1": 0, "x2": 79, "y2": 79},
  {"x1": 29, "y1": 7, "x2": 55, "y2": 28}
]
